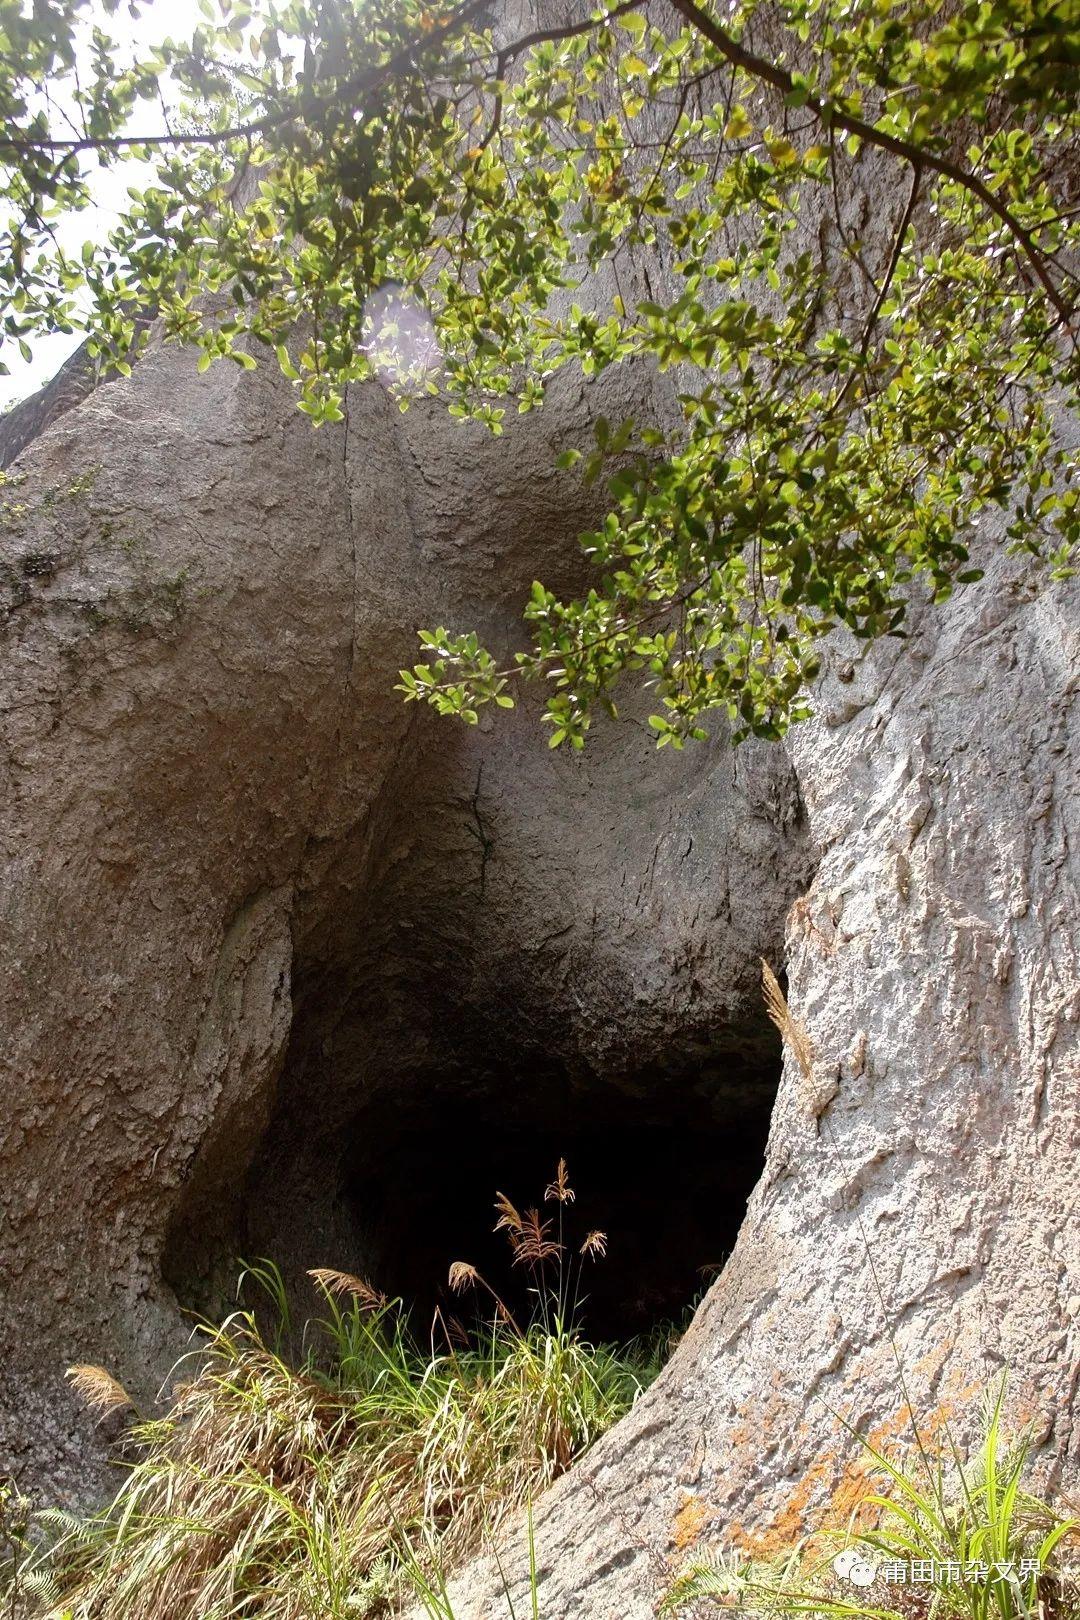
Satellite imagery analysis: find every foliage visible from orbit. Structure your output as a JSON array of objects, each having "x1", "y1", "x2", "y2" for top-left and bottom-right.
[
  {"x1": 22, "y1": 1167, "x2": 656, "y2": 1619},
  {"x1": 664, "y1": 1378, "x2": 1080, "y2": 1620},
  {"x1": 1, "y1": 1480, "x2": 36, "y2": 1618},
  {"x1": 1, "y1": 0, "x2": 1078, "y2": 742}
]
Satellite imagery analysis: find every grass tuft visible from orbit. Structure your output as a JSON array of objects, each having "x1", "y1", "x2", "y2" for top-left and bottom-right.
[
  {"x1": 666, "y1": 1377, "x2": 1080, "y2": 1620},
  {"x1": 20, "y1": 1165, "x2": 660, "y2": 1620}
]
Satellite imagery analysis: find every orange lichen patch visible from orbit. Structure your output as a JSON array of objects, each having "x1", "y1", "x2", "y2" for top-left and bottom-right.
[
  {"x1": 728, "y1": 1388, "x2": 789, "y2": 1457},
  {"x1": 672, "y1": 1493, "x2": 711, "y2": 1552},
  {"x1": 912, "y1": 1341, "x2": 951, "y2": 1384},
  {"x1": 938, "y1": 1363, "x2": 984, "y2": 1406},
  {"x1": 722, "y1": 1375, "x2": 1006, "y2": 1565},
  {"x1": 864, "y1": 1404, "x2": 916, "y2": 1451},
  {"x1": 1006, "y1": 1374, "x2": 1058, "y2": 1432},
  {"x1": 729, "y1": 1447, "x2": 878, "y2": 1561},
  {"x1": 731, "y1": 1391, "x2": 984, "y2": 1562},
  {"x1": 724, "y1": 1360, "x2": 1053, "y2": 1572},
  {"x1": 856, "y1": 1388, "x2": 977, "y2": 1459}
]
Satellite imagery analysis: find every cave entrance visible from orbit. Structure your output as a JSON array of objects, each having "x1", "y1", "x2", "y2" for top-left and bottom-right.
[
  {"x1": 335, "y1": 1048, "x2": 778, "y2": 1344},
  {"x1": 165, "y1": 958, "x2": 785, "y2": 1348}
]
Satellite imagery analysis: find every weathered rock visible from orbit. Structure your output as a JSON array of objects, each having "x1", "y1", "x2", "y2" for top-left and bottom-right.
[
  {"x1": 0, "y1": 329, "x2": 812, "y2": 1501},
  {"x1": 443, "y1": 539, "x2": 1080, "y2": 1618},
  {"x1": 0, "y1": 320, "x2": 156, "y2": 473},
  {"x1": 0, "y1": 138, "x2": 1076, "y2": 1620}
]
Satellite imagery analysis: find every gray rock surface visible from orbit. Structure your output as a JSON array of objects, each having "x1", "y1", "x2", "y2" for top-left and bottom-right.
[
  {"x1": 0, "y1": 158, "x2": 1076, "y2": 1620},
  {"x1": 0, "y1": 330, "x2": 813, "y2": 1504},
  {"x1": 0, "y1": 321, "x2": 155, "y2": 472},
  {"x1": 443, "y1": 541, "x2": 1080, "y2": 1618}
]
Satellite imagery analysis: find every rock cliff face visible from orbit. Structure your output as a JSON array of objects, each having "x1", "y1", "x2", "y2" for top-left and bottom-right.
[
  {"x1": 446, "y1": 534, "x2": 1080, "y2": 1617},
  {"x1": 0, "y1": 335, "x2": 812, "y2": 1498},
  {"x1": 1, "y1": 297, "x2": 1077, "y2": 1611}
]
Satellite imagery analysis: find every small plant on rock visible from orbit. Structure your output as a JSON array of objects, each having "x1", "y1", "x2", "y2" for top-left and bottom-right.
[{"x1": 665, "y1": 1379, "x2": 1079, "y2": 1620}]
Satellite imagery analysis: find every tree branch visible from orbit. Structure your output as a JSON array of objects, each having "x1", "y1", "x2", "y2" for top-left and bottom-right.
[
  {"x1": 474, "y1": 0, "x2": 646, "y2": 157},
  {"x1": 861, "y1": 160, "x2": 921, "y2": 359},
  {"x1": 667, "y1": 0, "x2": 1076, "y2": 336},
  {"x1": 0, "y1": 0, "x2": 492, "y2": 158}
]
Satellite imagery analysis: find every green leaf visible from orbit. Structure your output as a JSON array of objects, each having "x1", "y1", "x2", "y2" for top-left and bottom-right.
[{"x1": 724, "y1": 106, "x2": 752, "y2": 140}]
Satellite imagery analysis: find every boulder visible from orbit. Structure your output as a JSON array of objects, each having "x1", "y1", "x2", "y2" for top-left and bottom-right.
[
  {"x1": 0, "y1": 225, "x2": 1075, "y2": 1620},
  {"x1": 0, "y1": 334, "x2": 813, "y2": 1504},
  {"x1": 444, "y1": 538, "x2": 1080, "y2": 1617}
]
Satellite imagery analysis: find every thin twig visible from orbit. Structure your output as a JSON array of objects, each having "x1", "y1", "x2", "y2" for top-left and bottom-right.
[
  {"x1": 667, "y1": 0, "x2": 1077, "y2": 336},
  {"x1": 473, "y1": 0, "x2": 644, "y2": 157}
]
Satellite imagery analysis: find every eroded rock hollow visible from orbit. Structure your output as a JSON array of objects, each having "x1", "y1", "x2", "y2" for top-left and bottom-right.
[
  {"x1": 0, "y1": 335, "x2": 813, "y2": 1494},
  {"x1": 0, "y1": 226, "x2": 1077, "y2": 1620}
]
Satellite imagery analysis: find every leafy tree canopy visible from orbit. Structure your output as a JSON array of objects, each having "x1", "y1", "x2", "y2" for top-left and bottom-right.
[{"x1": 2, "y1": 0, "x2": 1078, "y2": 744}]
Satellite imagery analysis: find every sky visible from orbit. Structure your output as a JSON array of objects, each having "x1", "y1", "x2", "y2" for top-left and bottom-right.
[{"x1": 0, "y1": 0, "x2": 206, "y2": 411}]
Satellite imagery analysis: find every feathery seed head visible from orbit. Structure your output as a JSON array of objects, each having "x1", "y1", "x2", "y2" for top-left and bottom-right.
[
  {"x1": 448, "y1": 1261, "x2": 479, "y2": 1293},
  {"x1": 307, "y1": 1268, "x2": 387, "y2": 1309},
  {"x1": 544, "y1": 1157, "x2": 575, "y2": 1204},
  {"x1": 512, "y1": 1208, "x2": 564, "y2": 1267},
  {"x1": 761, "y1": 958, "x2": 814, "y2": 1081},
  {"x1": 493, "y1": 1191, "x2": 524, "y2": 1244},
  {"x1": 66, "y1": 1364, "x2": 134, "y2": 1416}
]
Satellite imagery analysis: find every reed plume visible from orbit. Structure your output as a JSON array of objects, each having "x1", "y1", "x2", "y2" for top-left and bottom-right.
[
  {"x1": 493, "y1": 1191, "x2": 523, "y2": 1239},
  {"x1": 511, "y1": 1209, "x2": 563, "y2": 1268},
  {"x1": 761, "y1": 958, "x2": 814, "y2": 1081},
  {"x1": 447, "y1": 1261, "x2": 479, "y2": 1293},
  {"x1": 545, "y1": 1157, "x2": 575, "y2": 1204},
  {"x1": 66, "y1": 1365, "x2": 133, "y2": 1416},
  {"x1": 307, "y1": 1268, "x2": 387, "y2": 1309}
]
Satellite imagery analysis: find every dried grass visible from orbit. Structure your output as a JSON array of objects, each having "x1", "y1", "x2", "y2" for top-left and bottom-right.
[
  {"x1": 31, "y1": 1171, "x2": 657, "y2": 1620},
  {"x1": 761, "y1": 957, "x2": 814, "y2": 1081},
  {"x1": 65, "y1": 1366, "x2": 134, "y2": 1417},
  {"x1": 307, "y1": 1268, "x2": 388, "y2": 1310}
]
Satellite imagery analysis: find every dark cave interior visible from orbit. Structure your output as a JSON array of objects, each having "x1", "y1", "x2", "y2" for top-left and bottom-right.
[
  {"x1": 164, "y1": 967, "x2": 784, "y2": 1347},
  {"x1": 336, "y1": 1049, "x2": 779, "y2": 1343}
]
